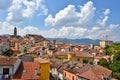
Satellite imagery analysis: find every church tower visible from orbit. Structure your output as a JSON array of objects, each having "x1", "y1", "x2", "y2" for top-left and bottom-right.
[{"x1": 14, "y1": 27, "x2": 17, "y2": 36}]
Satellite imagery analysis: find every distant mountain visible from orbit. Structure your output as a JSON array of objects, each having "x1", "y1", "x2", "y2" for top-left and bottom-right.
[
  {"x1": 47, "y1": 38, "x2": 100, "y2": 45},
  {"x1": 0, "y1": 34, "x2": 11, "y2": 37}
]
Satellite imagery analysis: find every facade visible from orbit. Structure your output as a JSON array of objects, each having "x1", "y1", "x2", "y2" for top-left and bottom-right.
[
  {"x1": 13, "y1": 62, "x2": 40, "y2": 80},
  {"x1": 100, "y1": 40, "x2": 113, "y2": 48},
  {"x1": 0, "y1": 57, "x2": 21, "y2": 79},
  {"x1": 50, "y1": 61, "x2": 112, "y2": 80},
  {"x1": 64, "y1": 70, "x2": 77, "y2": 80},
  {"x1": 64, "y1": 64, "x2": 112, "y2": 80},
  {"x1": 50, "y1": 62, "x2": 61, "y2": 78},
  {"x1": 0, "y1": 36, "x2": 10, "y2": 54},
  {"x1": 34, "y1": 57, "x2": 50, "y2": 80}
]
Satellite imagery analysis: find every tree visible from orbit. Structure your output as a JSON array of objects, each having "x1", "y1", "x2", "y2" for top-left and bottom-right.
[
  {"x1": 1, "y1": 49, "x2": 13, "y2": 57},
  {"x1": 24, "y1": 47, "x2": 27, "y2": 53},
  {"x1": 113, "y1": 51, "x2": 120, "y2": 62},
  {"x1": 98, "y1": 58, "x2": 109, "y2": 68},
  {"x1": 104, "y1": 43, "x2": 120, "y2": 79}
]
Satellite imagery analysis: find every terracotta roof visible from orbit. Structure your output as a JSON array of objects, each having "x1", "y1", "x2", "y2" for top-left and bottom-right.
[
  {"x1": 34, "y1": 57, "x2": 50, "y2": 63},
  {"x1": 13, "y1": 62, "x2": 40, "y2": 80},
  {"x1": 100, "y1": 40, "x2": 113, "y2": 42},
  {"x1": 64, "y1": 64, "x2": 91, "y2": 74},
  {"x1": 28, "y1": 46, "x2": 38, "y2": 52},
  {"x1": 42, "y1": 54, "x2": 49, "y2": 58},
  {"x1": 58, "y1": 65, "x2": 64, "y2": 73},
  {"x1": 0, "y1": 36, "x2": 8, "y2": 43},
  {"x1": 63, "y1": 62, "x2": 112, "y2": 80},
  {"x1": 76, "y1": 51, "x2": 93, "y2": 58},
  {"x1": 11, "y1": 48, "x2": 19, "y2": 52},
  {"x1": 78, "y1": 65, "x2": 112, "y2": 80},
  {"x1": 61, "y1": 44, "x2": 72, "y2": 49},
  {"x1": 54, "y1": 51, "x2": 68, "y2": 56},
  {"x1": 0, "y1": 57, "x2": 18, "y2": 66},
  {"x1": 78, "y1": 68, "x2": 99, "y2": 79},
  {"x1": 50, "y1": 62, "x2": 62, "y2": 69},
  {"x1": 18, "y1": 53, "x2": 37, "y2": 57}
]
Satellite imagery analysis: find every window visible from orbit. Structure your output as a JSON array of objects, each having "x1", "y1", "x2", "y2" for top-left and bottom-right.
[
  {"x1": 72, "y1": 76, "x2": 74, "y2": 80},
  {"x1": 77, "y1": 58, "x2": 80, "y2": 61},
  {"x1": 3, "y1": 68, "x2": 9, "y2": 74},
  {"x1": 64, "y1": 72, "x2": 66, "y2": 77}
]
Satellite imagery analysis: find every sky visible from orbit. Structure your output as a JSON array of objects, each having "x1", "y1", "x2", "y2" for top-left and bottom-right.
[{"x1": 0, "y1": 0, "x2": 120, "y2": 42}]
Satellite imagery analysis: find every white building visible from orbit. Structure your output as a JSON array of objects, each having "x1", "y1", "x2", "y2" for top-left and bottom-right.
[
  {"x1": 0, "y1": 57, "x2": 21, "y2": 79},
  {"x1": 100, "y1": 40, "x2": 113, "y2": 48}
]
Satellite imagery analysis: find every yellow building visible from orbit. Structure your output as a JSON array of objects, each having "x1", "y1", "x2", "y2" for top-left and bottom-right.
[
  {"x1": 53, "y1": 51, "x2": 68, "y2": 61},
  {"x1": 68, "y1": 52, "x2": 75, "y2": 60},
  {"x1": 34, "y1": 57, "x2": 50, "y2": 80},
  {"x1": 74, "y1": 52, "x2": 94, "y2": 63}
]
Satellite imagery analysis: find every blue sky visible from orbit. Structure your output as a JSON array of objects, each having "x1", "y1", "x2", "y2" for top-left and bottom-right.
[{"x1": 0, "y1": 0, "x2": 120, "y2": 42}]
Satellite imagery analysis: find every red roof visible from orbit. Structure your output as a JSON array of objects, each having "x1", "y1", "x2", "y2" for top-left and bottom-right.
[
  {"x1": 54, "y1": 51, "x2": 68, "y2": 56},
  {"x1": 63, "y1": 63, "x2": 112, "y2": 80},
  {"x1": 0, "y1": 57, "x2": 18, "y2": 66},
  {"x1": 0, "y1": 36, "x2": 8, "y2": 43},
  {"x1": 78, "y1": 65, "x2": 112, "y2": 80},
  {"x1": 76, "y1": 51, "x2": 93, "y2": 58},
  {"x1": 100, "y1": 40, "x2": 113, "y2": 42},
  {"x1": 13, "y1": 62, "x2": 40, "y2": 80}
]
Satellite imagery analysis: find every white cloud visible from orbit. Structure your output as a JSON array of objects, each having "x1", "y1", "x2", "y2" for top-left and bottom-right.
[
  {"x1": 45, "y1": 1, "x2": 96, "y2": 27},
  {"x1": 41, "y1": 27, "x2": 87, "y2": 38},
  {"x1": 18, "y1": 26, "x2": 40, "y2": 36},
  {"x1": 0, "y1": 20, "x2": 119, "y2": 42},
  {"x1": 0, "y1": 1, "x2": 119, "y2": 42},
  {"x1": 0, "y1": 21, "x2": 87, "y2": 38},
  {"x1": 6, "y1": 0, "x2": 48, "y2": 23},
  {"x1": 0, "y1": 0, "x2": 12, "y2": 10},
  {"x1": 85, "y1": 23, "x2": 119, "y2": 40},
  {"x1": 104, "y1": 9, "x2": 110, "y2": 16},
  {"x1": 0, "y1": 21, "x2": 41, "y2": 36},
  {"x1": 0, "y1": 22, "x2": 14, "y2": 35},
  {"x1": 96, "y1": 9, "x2": 110, "y2": 27},
  {"x1": 45, "y1": 1, "x2": 120, "y2": 41},
  {"x1": 57, "y1": 27, "x2": 87, "y2": 38},
  {"x1": 109, "y1": 24, "x2": 119, "y2": 30},
  {"x1": 98, "y1": 16, "x2": 109, "y2": 27}
]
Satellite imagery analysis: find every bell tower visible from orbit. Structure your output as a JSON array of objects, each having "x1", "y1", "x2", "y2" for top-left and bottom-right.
[{"x1": 14, "y1": 27, "x2": 17, "y2": 37}]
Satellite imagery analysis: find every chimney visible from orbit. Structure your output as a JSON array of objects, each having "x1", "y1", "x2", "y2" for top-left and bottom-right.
[
  {"x1": 34, "y1": 68, "x2": 39, "y2": 75},
  {"x1": 6, "y1": 57, "x2": 10, "y2": 61},
  {"x1": 101, "y1": 73, "x2": 106, "y2": 80}
]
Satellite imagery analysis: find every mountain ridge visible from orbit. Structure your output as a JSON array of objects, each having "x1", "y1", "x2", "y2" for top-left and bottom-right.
[{"x1": 47, "y1": 38, "x2": 100, "y2": 45}]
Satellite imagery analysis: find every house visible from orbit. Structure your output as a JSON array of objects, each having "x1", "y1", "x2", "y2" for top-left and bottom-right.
[
  {"x1": 54, "y1": 51, "x2": 68, "y2": 61},
  {"x1": 26, "y1": 34, "x2": 46, "y2": 43},
  {"x1": 100, "y1": 40, "x2": 113, "y2": 48},
  {"x1": 13, "y1": 62, "x2": 40, "y2": 80},
  {"x1": 63, "y1": 63, "x2": 112, "y2": 80},
  {"x1": 0, "y1": 36, "x2": 10, "y2": 54},
  {"x1": 75, "y1": 51, "x2": 94, "y2": 63},
  {"x1": 50, "y1": 62, "x2": 63, "y2": 80},
  {"x1": 77, "y1": 64, "x2": 112, "y2": 80},
  {"x1": 34, "y1": 57, "x2": 50, "y2": 80},
  {"x1": 58, "y1": 65, "x2": 65, "y2": 80},
  {"x1": 0, "y1": 57, "x2": 21, "y2": 79}
]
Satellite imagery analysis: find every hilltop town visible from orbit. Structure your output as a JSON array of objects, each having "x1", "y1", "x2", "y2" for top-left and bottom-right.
[{"x1": 0, "y1": 27, "x2": 119, "y2": 80}]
